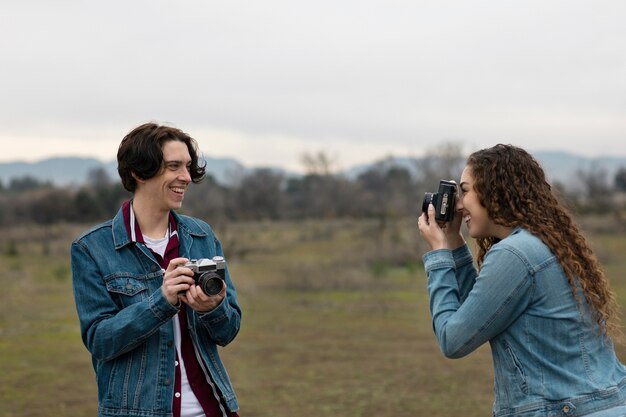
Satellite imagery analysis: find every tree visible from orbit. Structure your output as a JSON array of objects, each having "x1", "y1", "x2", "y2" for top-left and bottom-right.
[
  {"x1": 182, "y1": 174, "x2": 231, "y2": 225},
  {"x1": 74, "y1": 189, "x2": 103, "y2": 222},
  {"x1": 357, "y1": 160, "x2": 414, "y2": 217},
  {"x1": 234, "y1": 169, "x2": 287, "y2": 220},
  {"x1": 300, "y1": 151, "x2": 337, "y2": 176},
  {"x1": 87, "y1": 167, "x2": 112, "y2": 187},
  {"x1": 290, "y1": 151, "x2": 357, "y2": 218},
  {"x1": 577, "y1": 165, "x2": 611, "y2": 212},
  {"x1": 615, "y1": 167, "x2": 626, "y2": 192},
  {"x1": 26, "y1": 188, "x2": 76, "y2": 224},
  {"x1": 8, "y1": 176, "x2": 52, "y2": 192},
  {"x1": 415, "y1": 142, "x2": 466, "y2": 192}
]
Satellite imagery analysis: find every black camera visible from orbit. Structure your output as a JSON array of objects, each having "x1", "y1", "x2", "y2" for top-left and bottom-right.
[
  {"x1": 183, "y1": 256, "x2": 226, "y2": 296},
  {"x1": 422, "y1": 180, "x2": 457, "y2": 222}
]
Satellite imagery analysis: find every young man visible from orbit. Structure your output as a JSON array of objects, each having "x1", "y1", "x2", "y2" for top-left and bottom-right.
[{"x1": 71, "y1": 123, "x2": 241, "y2": 417}]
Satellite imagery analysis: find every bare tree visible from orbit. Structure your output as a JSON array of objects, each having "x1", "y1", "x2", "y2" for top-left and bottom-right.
[
  {"x1": 577, "y1": 165, "x2": 612, "y2": 212},
  {"x1": 235, "y1": 169, "x2": 288, "y2": 220},
  {"x1": 300, "y1": 151, "x2": 337, "y2": 176},
  {"x1": 87, "y1": 167, "x2": 112, "y2": 187},
  {"x1": 414, "y1": 142, "x2": 466, "y2": 193},
  {"x1": 615, "y1": 167, "x2": 626, "y2": 193}
]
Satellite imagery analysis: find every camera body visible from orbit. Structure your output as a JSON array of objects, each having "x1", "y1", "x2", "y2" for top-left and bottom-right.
[
  {"x1": 184, "y1": 256, "x2": 226, "y2": 296},
  {"x1": 422, "y1": 179, "x2": 457, "y2": 222}
]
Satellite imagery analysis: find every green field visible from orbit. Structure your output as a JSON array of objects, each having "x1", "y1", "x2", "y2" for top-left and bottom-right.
[{"x1": 1, "y1": 217, "x2": 626, "y2": 417}]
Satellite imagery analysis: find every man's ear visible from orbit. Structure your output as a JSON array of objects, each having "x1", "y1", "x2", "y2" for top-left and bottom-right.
[{"x1": 131, "y1": 172, "x2": 146, "y2": 185}]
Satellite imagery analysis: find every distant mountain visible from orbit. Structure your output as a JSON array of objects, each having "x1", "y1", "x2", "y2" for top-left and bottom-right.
[
  {"x1": 342, "y1": 156, "x2": 420, "y2": 179},
  {"x1": 1, "y1": 151, "x2": 625, "y2": 190},
  {"x1": 533, "y1": 151, "x2": 626, "y2": 190},
  {"x1": 342, "y1": 151, "x2": 626, "y2": 192},
  {"x1": 0, "y1": 155, "x2": 246, "y2": 187}
]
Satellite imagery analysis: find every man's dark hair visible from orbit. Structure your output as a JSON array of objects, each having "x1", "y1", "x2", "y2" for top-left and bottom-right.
[{"x1": 117, "y1": 122, "x2": 206, "y2": 192}]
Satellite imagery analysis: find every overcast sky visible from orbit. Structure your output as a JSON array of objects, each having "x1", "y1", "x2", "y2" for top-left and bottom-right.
[{"x1": 1, "y1": 1, "x2": 625, "y2": 172}]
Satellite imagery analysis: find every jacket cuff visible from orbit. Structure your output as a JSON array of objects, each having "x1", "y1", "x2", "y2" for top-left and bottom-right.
[
  {"x1": 451, "y1": 244, "x2": 474, "y2": 269},
  {"x1": 423, "y1": 248, "x2": 455, "y2": 274},
  {"x1": 197, "y1": 296, "x2": 231, "y2": 324},
  {"x1": 148, "y1": 289, "x2": 180, "y2": 322}
]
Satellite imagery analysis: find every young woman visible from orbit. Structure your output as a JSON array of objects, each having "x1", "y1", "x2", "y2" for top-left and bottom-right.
[{"x1": 418, "y1": 144, "x2": 626, "y2": 417}]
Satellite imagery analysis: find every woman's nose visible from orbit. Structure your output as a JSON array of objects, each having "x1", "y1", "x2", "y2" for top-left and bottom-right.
[{"x1": 455, "y1": 195, "x2": 463, "y2": 211}]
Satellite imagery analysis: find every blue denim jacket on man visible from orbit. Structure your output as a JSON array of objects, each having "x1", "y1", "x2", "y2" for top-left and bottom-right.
[
  {"x1": 423, "y1": 227, "x2": 626, "y2": 417},
  {"x1": 71, "y1": 207, "x2": 241, "y2": 417}
]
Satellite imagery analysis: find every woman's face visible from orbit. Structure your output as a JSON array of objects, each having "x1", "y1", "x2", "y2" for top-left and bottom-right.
[{"x1": 457, "y1": 166, "x2": 509, "y2": 239}]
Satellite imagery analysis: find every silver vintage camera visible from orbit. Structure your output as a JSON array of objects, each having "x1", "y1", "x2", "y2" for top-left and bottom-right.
[{"x1": 184, "y1": 256, "x2": 226, "y2": 296}]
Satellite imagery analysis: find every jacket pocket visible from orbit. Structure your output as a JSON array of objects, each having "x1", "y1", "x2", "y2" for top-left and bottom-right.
[
  {"x1": 505, "y1": 342, "x2": 529, "y2": 395},
  {"x1": 105, "y1": 275, "x2": 149, "y2": 307}
]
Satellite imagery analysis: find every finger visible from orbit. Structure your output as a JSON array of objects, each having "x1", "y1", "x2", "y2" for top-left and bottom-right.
[
  {"x1": 168, "y1": 271, "x2": 193, "y2": 285},
  {"x1": 180, "y1": 284, "x2": 195, "y2": 305},
  {"x1": 176, "y1": 267, "x2": 195, "y2": 277},
  {"x1": 196, "y1": 283, "x2": 225, "y2": 303},
  {"x1": 166, "y1": 257, "x2": 189, "y2": 272},
  {"x1": 193, "y1": 284, "x2": 213, "y2": 301},
  {"x1": 428, "y1": 203, "x2": 436, "y2": 221},
  {"x1": 173, "y1": 282, "x2": 191, "y2": 294},
  {"x1": 417, "y1": 213, "x2": 426, "y2": 228}
]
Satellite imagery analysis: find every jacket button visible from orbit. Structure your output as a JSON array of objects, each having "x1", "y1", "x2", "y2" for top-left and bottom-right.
[
  {"x1": 167, "y1": 340, "x2": 174, "y2": 347},
  {"x1": 562, "y1": 405, "x2": 570, "y2": 413},
  {"x1": 164, "y1": 379, "x2": 171, "y2": 385}
]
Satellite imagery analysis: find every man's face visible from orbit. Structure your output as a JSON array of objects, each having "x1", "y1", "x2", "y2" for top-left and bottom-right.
[{"x1": 136, "y1": 140, "x2": 192, "y2": 212}]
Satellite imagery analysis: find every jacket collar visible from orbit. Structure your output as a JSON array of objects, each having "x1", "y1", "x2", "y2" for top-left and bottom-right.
[{"x1": 111, "y1": 203, "x2": 207, "y2": 250}]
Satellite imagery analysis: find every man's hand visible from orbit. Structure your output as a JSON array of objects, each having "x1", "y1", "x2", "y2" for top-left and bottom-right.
[
  {"x1": 180, "y1": 281, "x2": 227, "y2": 313},
  {"x1": 161, "y1": 257, "x2": 194, "y2": 306}
]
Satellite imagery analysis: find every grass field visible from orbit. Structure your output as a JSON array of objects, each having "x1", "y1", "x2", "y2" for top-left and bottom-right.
[{"x1": 1, "y1": 217, "x2": 625, "y2": 417}]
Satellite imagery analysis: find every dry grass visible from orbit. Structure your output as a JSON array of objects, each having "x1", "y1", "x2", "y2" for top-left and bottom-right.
[{"x1": 1, "y1": 217, "x2": 625, "y2": 417}]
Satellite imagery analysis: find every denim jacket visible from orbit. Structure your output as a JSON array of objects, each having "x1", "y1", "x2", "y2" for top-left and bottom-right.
[
  {"x1": 423, "y1": 227, "x2": 626, "y2": 417},
  {"x1": 71, "y1": 208, "x2": 241, "y2": 417}
]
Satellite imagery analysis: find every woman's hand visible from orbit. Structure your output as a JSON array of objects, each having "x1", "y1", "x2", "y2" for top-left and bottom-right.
[{"x1": 418, "y1": 203, "x2": 465, "y2": 251}]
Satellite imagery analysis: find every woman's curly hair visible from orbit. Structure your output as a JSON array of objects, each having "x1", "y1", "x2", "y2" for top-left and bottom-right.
[{"x1": 468, "y1": 144, "x2": 621, "y2": 339}]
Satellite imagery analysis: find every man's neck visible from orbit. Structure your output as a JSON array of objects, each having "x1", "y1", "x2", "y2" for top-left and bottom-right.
[{"x1": 131, "y1": 197, "x2": 169, "y2": 239}]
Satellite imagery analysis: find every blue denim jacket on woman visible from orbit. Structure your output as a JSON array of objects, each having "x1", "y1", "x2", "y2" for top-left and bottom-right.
[
  {"x1": 423, "y1": 227, "x2": 626, "y2": 417},
  {"x1": 71, "y1": 208, "x2": 241, "y2": 417}
]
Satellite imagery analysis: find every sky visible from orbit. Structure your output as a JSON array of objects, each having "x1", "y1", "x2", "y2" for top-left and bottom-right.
[{"x1": 1, "y1": 1, "x2": 625, "y2": 173}]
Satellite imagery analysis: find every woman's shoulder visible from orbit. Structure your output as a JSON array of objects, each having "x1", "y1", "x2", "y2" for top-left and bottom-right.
[{"x1": 495, "y1": 227, "x2": 555, "y2": 265}]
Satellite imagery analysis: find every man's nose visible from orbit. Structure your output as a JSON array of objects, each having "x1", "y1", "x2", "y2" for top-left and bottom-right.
[{"x1": 180, "y1": 168, "x2": 192, "y2": 183}]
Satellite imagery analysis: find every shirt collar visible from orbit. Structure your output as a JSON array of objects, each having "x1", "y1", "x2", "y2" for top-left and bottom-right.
[{"x1": 121, "y1": 199, "x2": 179, "y2": 244}]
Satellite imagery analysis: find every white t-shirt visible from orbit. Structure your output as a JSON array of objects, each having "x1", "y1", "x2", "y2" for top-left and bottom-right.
[{"x1": 144, "y1": 233, "x2": 207, "y2": 417}]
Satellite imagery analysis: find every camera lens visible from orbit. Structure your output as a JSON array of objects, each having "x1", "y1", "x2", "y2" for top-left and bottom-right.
[
  {"x1": 198, "y1": 271, "x2": 224, "y2": 296},
  {"x1": 422, "y1": 192, "x2": 434, "y2": 213}
]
